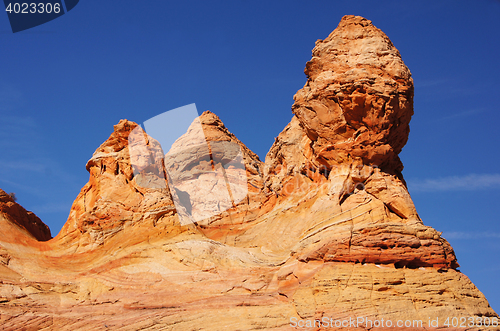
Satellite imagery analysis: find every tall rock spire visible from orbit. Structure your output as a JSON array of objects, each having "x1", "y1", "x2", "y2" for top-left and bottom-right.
[
  {"x1": 265, "y1": 15, "x2": 413, "y2": 198},
  {"x1": 295, "y1": 15, "x2": 413, "y2": 174}
]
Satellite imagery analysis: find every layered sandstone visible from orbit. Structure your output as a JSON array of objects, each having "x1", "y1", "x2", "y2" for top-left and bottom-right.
[
  {"x1": 0, "y1": 15, "x2": 497, "y2": 331},
  {"x1": 0, "y1": 189, "x2": 51, "y2": 242}
]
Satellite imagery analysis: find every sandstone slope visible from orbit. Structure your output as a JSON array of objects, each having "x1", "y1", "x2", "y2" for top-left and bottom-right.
[{"x1": 0, "y1": 15, "x2": 497, "y2": 331}]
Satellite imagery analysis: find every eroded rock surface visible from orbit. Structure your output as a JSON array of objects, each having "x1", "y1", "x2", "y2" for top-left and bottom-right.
[
  {"x1": 0, "y1": 15, "x2": 497, "y2": 331},
  {"x1": 0, "y1": 189, "x2": 51, "y2": 242}
]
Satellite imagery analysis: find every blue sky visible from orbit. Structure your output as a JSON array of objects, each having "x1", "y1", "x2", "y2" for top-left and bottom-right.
[{"x1": 0, "y1": 0, "x2": 499, "y2": 312}]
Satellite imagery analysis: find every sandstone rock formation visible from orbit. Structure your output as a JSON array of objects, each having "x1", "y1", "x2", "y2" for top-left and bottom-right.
[
  {"x1": 0, "y1": 188, "x2": 51, "y2": 242},
  {"x1": 0, "y1": 15, "x2": 498, "y2": 331}
]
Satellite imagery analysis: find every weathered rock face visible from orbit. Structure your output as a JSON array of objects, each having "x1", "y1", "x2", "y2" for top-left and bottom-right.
[
  {"x1": 0, "y1": 15, "x2": 497, "y2": 331},
  {"x1": 297, "y1": 15, "x2": 412, "y2": 175},
  {"x1": 265, "y1": 15, "x2": 412, "y2": 194},
  {"x1": 260, "y1": 15, "x2": 456, "y2": 271},
  {"x1": 162, "y1": 111, "x2": 264, "y2": 226},
  {"x1": 0, "y1": 188, "x2": 51, "y2": 242},
  {"x1": 54, "y1": 119, "x2": 179, "y2": 251},
  {"x1": 54, "y1": 111, "x2": 265, "y2": 251}
]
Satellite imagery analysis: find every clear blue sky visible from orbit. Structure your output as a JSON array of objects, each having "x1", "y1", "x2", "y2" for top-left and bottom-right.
[{"x1": 0, "y1": 0, "x2": 499, "y2": 312}]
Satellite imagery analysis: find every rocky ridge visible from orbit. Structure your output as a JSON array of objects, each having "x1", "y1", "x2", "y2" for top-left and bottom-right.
[
  {"x1": 0, "y1": 189, "x2": 51, "y2": 242},
  {"x1": 0, "y1": 15, "x2": 497, "y2": 331}
]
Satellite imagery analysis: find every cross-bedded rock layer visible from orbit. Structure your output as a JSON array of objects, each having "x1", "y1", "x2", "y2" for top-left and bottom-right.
[{"x1": 0, "y1": 15, "x2": 497, "y2": 331}]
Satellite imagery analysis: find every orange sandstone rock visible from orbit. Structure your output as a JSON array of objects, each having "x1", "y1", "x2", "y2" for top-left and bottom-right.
[
  {"x1": 0, "y1": 188, "x2": 51, "y2": 242},
  {"x1": 0, "y1": 15, "x2": 497, "y2": 331}
]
